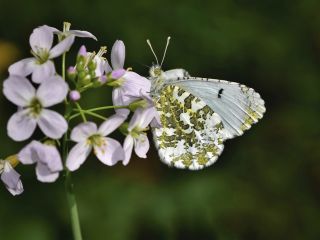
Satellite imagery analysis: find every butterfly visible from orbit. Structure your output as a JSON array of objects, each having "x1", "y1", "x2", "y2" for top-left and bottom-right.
[{"x1": 147, "y1": 37, "x2": 266, "y2": 170}]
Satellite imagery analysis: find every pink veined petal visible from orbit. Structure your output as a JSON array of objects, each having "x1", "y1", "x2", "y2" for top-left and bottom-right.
[
  {"x1": 66, "y1": 142, "x2": 92, "y2": 171},
  {"x1": 111, "y1": 40, "x2": 125, "y2": 70},
  {"x1": 68, "y1": 30, "x2": 97, "y2": 40},
  {"x1": 128, "y1": 108, "x2": 155, "y2": 131},
  {"x1": 70, "y1": 122, "x2": 98, "y2": 142},
  {"x1": 3, "y1": 76, "x2": 36, "y2": 107},
  {"x1": 49, "y1": 35, "x2": 75, "y2": 59},
  {"x1": 93, "y1": 137, "x2": 125, "y2": 166},
  {"x1": 122, "y1": 71, "x2": 151, "y2": 96},
  {"x1": 8, "y1": 58, "x2": 36, "y2": 76},
  {"x1": 105, "y1": 60, "x2": 112, "y2": 73},
  {"x1": 18, "y1": 140, "x2": 41, "y2": 164},
  {"x1": 134, "y1": 134, "x2": 150, "y2": 158},
  {"x1": 35, "y1": 162, "x2": 59, "y2": 183},
  {"x1": 33, "y1": 142, "x2": 63, "y2": 172},
  {"x1": 38, "y1": 109, "x2": 68, "y2": 139},
  {"x1": 112, "y1": 88, "x2": 130, "y2": 118},
  {"x1": 31, "y1": 61, "x2": 56, "y2": 84},
  {"x1": 1, "y1": 162, "x2": 23, "y2": 196},
  {"x1": 98, "y1": 114, "x2": 127, "y2": 137},
  {"x1": 94, "y1": 56, "x2": 107, "y2": 77},
  {"x1": 7, "y1": 109, "x2": 37, "y2": 141},
  {"x1": 29, "y1": 26, "x2": 54, "y2": 53},
  {"x1": 36, "y1": 76, "x2": 68, "y2": 107},
  {"x1": 123, "y1": 135, "x2": 134, "y2": 166}
]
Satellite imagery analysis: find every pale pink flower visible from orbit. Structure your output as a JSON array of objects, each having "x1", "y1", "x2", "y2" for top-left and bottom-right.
[
  {"x1": 3, "y1": 75, "x2": 68, "y2": 141},
  {"x1": 9, "y1": 25, "x2": 75, "y2": 83},
  {"x1": 123, "y1": 107, "x2": 157, "y2": 165},
  {"x1": 19, "y1": 141, "x2": 63, "y2": 183},
  {"x1": 66, "y1": 115, "x2": 126, "y2": 171},
  {"x1": 108, "y1": 40, "x2": 151, "y2": 117}
]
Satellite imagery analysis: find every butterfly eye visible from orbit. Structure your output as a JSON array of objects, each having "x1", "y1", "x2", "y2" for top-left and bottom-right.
[{"x1": 154, "y1": 67, "x2": 162, "y2": 76}]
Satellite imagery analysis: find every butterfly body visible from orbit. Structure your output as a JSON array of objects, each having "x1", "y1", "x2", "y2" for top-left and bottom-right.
[{"x1": 149, "y1": 67, "x2": 266, "y2": 170}]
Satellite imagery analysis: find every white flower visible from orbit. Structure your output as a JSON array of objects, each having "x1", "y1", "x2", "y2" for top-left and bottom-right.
[
  {"x1": 66, "y1": 115, "x2": 126, "y2": 171},
  {"x1": 3, "y1": 75, "x2": 68, "y2": 141},
  {"x1": 52, "y1": 22, "x2": 97, "y2": 41},
  {"x1": 107, "y1": 40, "x2": 151, "y2": 117},
  {"x1": 0, "y1": 159, "x2": 23, "y2": 196},
  {"x1": 123, "y1": 107, "x2": 157, "y2": 165},
  {"x1": 18, "y1": 141, "x2": 63, "y2": 183},
  {"x1": 9, "y1": 25, "x2": 75, "y2": 83}
]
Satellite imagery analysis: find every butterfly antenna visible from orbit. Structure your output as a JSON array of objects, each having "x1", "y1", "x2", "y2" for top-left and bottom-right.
[
  {"x1": 147, "y1": 39, "x2": 159, "y2": 65},
  {"x1": 160, "y1": 36, "x2": 171, "y2": 67}
]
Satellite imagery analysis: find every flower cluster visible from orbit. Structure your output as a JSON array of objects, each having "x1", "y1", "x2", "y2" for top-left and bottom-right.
[{"x1": 1, "y1": 22, "x2": 160, "y2": 196}]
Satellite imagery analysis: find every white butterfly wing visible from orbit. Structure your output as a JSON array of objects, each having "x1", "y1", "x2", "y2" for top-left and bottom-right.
[{"x1": 170, "y1": 77, "x2": 266, "y2": 139}]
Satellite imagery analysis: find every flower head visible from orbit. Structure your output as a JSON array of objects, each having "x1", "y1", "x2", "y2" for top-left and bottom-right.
[
  {"x1": 66, "y1": 114, "x2": 126, "y2": 171},
  {"x1": 18, "y1": 141, "x2": 63, "y2": 182},
  {"x1": 0, "y1": 156, "x2": 23, "y2": 196},
  {"x1": 53, "y1": 22, "x2": 97, "y2": 41},
  {"x1": 9, "y1": 25, "x2": 75, "y2": 83},
  {"x1": 3, "y1": 75, "x2": 68, "y2": 141},
  {"x1": 107, "y1": 40, "x2": 151, "y2": 117},
  {"x1": 123, "y1": 107, "x2": 158, "y2": 165}
]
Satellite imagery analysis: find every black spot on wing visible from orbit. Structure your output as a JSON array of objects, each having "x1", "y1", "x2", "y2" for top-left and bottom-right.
[{"x1": 218, "y1": 88, "x2": 224, "y2": 98}]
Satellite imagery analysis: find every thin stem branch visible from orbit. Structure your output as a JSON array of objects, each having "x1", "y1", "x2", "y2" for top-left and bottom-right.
[{"x1": 75, "y1": 102, "x2": 87, "y2": 122}]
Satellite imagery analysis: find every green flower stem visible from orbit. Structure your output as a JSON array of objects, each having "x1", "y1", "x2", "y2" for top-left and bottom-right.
[
  {"x1": 65, "y1": 170, "x2": 83, "y2": 240},
  {"x1": 75, "y1": 102, "x2": 87, "y2": 122},
  {"x1": 62, "y1": 50, "x2": 83, "y2": 240},
  {"x1": 84, "y1": 105, "x2": 129, "y2": 112}
]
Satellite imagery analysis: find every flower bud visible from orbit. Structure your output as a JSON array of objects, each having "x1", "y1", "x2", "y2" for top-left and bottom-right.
[
  {"x1": 67, "y1": 66, "x2": 77, "y2": 80},
  {"x1": 78, "y1": 45, "x2": 87, "y2": 57},
  {"x1": 69, "y1": 90, "x2": 81, "y2": 102}
]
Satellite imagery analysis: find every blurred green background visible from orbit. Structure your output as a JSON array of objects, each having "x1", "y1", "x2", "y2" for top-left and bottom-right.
[{"x1": 0, "y1": 0, "x2": 320, "y2": 239}]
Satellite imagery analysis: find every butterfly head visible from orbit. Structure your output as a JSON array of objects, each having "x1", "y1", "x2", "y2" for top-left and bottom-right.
[{"x1": 149, "y1": 64, "x2": 163, "y2": 78}]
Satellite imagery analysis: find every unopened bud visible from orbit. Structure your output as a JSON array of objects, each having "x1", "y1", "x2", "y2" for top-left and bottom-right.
[
  {"x1": 69, "y1": 90, "x2": 81, "y2": 101},
  {"x1": 67, "y1": 66, "x2": 77, "y2": 80}
]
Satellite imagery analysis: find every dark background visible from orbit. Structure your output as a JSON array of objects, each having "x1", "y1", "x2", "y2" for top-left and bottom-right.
[{"x1": 0, "y1": 0, "x2": 319, "y2": 239}]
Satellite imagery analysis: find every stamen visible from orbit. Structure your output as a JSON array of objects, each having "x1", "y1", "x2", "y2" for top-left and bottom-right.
[
  {"x1": 63, "y1": 21, "x2": 71, "y2": 32},
  {"x1": 96, "y1": 46, "x2": 107, "y2": 58}
]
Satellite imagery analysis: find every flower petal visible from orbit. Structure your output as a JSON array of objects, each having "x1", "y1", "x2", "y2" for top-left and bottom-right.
[
  {"x1": 8, "y1": 58, "x2": 36, "y2": 77},
  {"x1": 29, "y1": 26, "x2": 54, "y2": 53},
  {"x1": 68, "y1": 30, "x2": 97, "y2": 40},
  {"x1": 66, "y1": 142, "x2": 92, "y2": 171},
  {"x1": 1, "y1": 162, "x2": 23, "y2": 196},
  {"x1": 7, "y1": 109, "x2": 37, "y2": 141},
  {"x1": 36, "y1": 76, "x2": 68, "y2": 107},
  {"x1": 111, "y1": 40, "x2": 125, "y2": 70},
  {"x1": 123, "y1": 135, "x2": 134, "y2": 166},
  {"x1": 38, "y1": 109, "x2": 68, "y2": 139},
  {"x1": 128, "y1": 107, "x2": 155, "y2": 131},
  {"x1": 134, "y1": 134, "x2": 150, "y2": 158},
  {"x1": 3, "y1": 76, "x2": 35, "y2": 106},
  {"x1": 49, "y1": 35, "x2": 75, "y2": 58},
  {"x1": 122, "y1": 71, "x2": 151, "y2": 96},
  {"x1": 31, "y1": 61, "x2": 55, "y2": 83},
  {"x1": 70, "y1": 122, "x2": 97, "y2": 142},
  {"x1": 93, "y1": 137, "x2": 124, "y2": 166},
  {"x1": 112, "y1": 88, "x2": 130, "y2": 118},
  {"x1": 35, "y1": 162, "x2": 59, "y2": 183},
  {"x1": 18, "y1": 140, "x2": 40, "y2": 164},
  {"x1": 98, "y1": 114, "x2": 126, "y2": 136}
]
